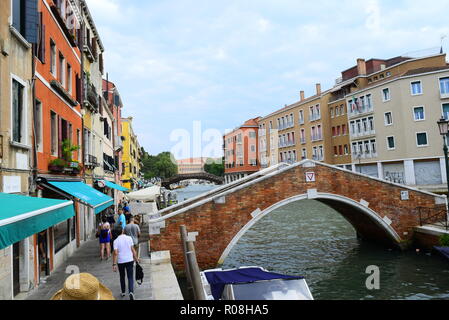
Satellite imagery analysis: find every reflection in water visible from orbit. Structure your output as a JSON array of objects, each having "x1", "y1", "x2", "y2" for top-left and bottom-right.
[{"x1": 221, "y1": 200, "x2": 449, "y2": 300}]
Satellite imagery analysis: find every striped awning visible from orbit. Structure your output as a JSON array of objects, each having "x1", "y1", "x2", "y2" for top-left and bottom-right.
[{"x1": 0, "y1": 193, "x2": 75, "y2": 250}]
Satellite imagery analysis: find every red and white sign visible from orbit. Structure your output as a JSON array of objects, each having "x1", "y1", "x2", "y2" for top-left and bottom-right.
[{"x1": 305, "y1": 172, "x2": 316, "y2": 182}]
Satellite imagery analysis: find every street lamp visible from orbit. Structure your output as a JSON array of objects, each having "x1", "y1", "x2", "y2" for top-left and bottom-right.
[{"x1": 437, "y1": 117, "x2": 449, "y2": 196}]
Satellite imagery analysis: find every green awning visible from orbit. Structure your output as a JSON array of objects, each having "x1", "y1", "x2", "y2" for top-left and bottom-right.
[
  {"x1": 101, "y1": 180, "x2": 129, "y2": 192},
  {"x1": 0, "y1": 193, "x2": 75, "y2": 250},
  {"x1": 47, "y1": 181, "x2": 114, "y2": 215}
]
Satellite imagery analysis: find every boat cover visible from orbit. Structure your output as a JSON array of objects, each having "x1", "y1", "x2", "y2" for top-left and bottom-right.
[
  {"x1": 204, "y1": 268, "x2": 304, "y2": 300},
  {"x1": 434, "y1": 246, "x2": 449, "y2": 260}
]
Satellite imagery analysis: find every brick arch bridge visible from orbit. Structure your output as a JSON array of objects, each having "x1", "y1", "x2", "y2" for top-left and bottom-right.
[
  {"x1": 150, "y1": 160, "x2": 447, "y2": 272},
  {"x1": 161, "y1": 172, "x2": 224, "y2": 190}
]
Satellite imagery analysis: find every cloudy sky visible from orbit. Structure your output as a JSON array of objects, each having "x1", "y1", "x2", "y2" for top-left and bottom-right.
[{"x1": 85, "y1": 0, "x2": 449, "y2": 158}]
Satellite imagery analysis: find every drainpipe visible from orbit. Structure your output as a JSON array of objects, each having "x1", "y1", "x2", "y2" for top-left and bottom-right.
[{"x1": 31, "y1": 43, "x2": 38, "y2": 196}]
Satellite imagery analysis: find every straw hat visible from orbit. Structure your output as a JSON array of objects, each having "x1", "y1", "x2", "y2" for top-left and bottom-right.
[{"x1": 51, "y1": 273, "x2": 115, "y2": 300}]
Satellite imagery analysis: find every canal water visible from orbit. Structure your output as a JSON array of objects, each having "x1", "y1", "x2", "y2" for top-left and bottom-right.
[{"x1": 174, "y1": 184, "x2": 449, "y2": 300}]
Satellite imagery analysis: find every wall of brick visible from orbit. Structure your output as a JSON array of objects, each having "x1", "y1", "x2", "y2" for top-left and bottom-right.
[{"x1": 151, "y1": 162, "x2": 442, "y2": 271}]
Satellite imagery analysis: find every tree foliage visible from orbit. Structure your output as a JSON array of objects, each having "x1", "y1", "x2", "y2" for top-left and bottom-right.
[
  {"x1": 204, "y1": 158, "x2": 225, "y2": 177},
  {"x1": 141, "y1": 151, "x2": 178, "y2": 179}
]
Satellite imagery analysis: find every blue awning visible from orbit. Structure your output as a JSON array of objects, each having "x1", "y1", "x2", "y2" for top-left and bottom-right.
[
  {"x1": 47, "y1": 181, "x2": 114, "y2": 214},
  {"x1": 204, "y1": 268, "x2": 304, "y2": 300},
  {"x1": 0, "y1": 193, "x2": 75, "y2": 250},
  {"x1": 101, "y1": 180, "x2": 129, "y2": 192}
]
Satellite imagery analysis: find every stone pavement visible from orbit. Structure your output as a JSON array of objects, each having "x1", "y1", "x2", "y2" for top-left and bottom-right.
[{"x1": 26, "y1": 239, "x2": 154, "y2": 300}]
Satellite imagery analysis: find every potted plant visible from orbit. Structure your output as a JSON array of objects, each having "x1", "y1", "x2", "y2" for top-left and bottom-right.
[
  {"x1": 62, "y1": 139, "x2": 80, "y2": 163},
  {"x1": 49, "y1": 158, "x2": 66, "y2": 173}
]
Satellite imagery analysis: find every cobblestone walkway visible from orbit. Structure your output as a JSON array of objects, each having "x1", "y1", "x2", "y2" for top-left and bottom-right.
[{"x1": 26, "y1": 239, "x2": 154, "y2": 300}]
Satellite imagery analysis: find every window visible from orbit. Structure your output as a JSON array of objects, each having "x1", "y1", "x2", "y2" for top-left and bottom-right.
[
  {"x1": 50, "y1": 39, "x2": 56, "y2": 76},
  {"x1": 440, "y1": 77, "x2": 449, "y2": 96},
  {"x1": 54, "y1": 219, "x2": 70, "y2": 253},
  {"x1": 77, "y1": 129, "x2": 81, "y2": 161},
  {"x1": 386, "y1": 71, "x2": 392, "y2": 77},
  {"x1": 342, "y1": 124, "x2": 347, "y2": 135},
  {"x1": 299, "y1": 110, "x2": 304, "y2": 124},
  {"x1": 413, "y1": 106, "x2": 425, "y2": 121},
  {"x1": 334, "y1": 146, "x2": 338, "y2": 156},
  {"x1": 340, "y1": 105, "x2": 345, "y2": 115},
  {"x1": 416, "y1": 132, "x2": 428, "y2": 147},
  {"x1": 368, "y1": 117, "x2": 374, "y2": 132},
  {"x1": 387, "y1": 136, "x2": 395, "y2": 150},
  {"x1": 67, "y1": 64, "x2": 72, "y2": 94},
  {"x1": 330, "y1": 108, "x2": 334, "y2": 118},
  {"x1": 12, "y1": 0, "x2": 25, "y2": 35},
  {"x1": 12, "y1": 78, "x2": 25, "y2": 144},
  {"x1": 51, "y1": 112, "x2": 58, "y2": 156},
  {"x1": 411, "y1": 81, "x2": 422, "y2": 95},
  {"x1": 344, "y1": 145, "x2": 349, "y2": 155},
  {"x1": 35, "y1": 100, "x2": 42, "y2": 150},
  {"x1": 250, "y1": 145, "x2": 256, "y2": 152},
  {"x1": 443, "y1": 103, "x2": 449, "y2": 120},
  {"x1": 370, "y1": 140, "x2": 377, "y2": 155},
  {"x1": 384, "y1": 112, "x2": 393, "y2": 126},
  {"x1": 382, "y1": 88, "x2": 391, "y2": 102},
  {"x1": 301, "y1": 149, "x2": 307, "y2": 160},
  {"x1": 59, "y1": 52, "x2": 65, "y2": 87}
]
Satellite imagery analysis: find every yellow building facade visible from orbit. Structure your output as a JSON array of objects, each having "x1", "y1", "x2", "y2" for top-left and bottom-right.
[{"x1": 121, "y1": 117, "x2": 141, "y2": 190}]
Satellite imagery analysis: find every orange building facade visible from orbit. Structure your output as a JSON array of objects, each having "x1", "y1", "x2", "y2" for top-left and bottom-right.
[
  {"x1": 224, "y1": 118, "x2": 261, "y2": 183},
  {"x1": 33, "y1": 0, "x2": 84, "y2": 282}
]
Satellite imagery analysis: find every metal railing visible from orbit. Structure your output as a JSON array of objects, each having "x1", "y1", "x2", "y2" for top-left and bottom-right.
[{"x1": 417, "y1": 206, "x2": 449, "y2": 231}]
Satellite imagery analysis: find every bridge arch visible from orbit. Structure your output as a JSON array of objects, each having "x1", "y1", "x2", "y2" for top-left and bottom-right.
[
  {"x1": 150, "y1": 160, "x2": 446, "y2": 272},
  {"x1": 162, "y1": 173, "x2": 224, "y2": 189},
  {"x1": 217, "y1": 193, "x2": 402, "y2": 266}
]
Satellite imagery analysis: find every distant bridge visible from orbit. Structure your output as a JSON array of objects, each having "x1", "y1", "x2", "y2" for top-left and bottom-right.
[
  {"x1": 150, "y1": 160, "x2": 447, "y2": 272},
  {"x1": 161, "y1": 172, "x2": 224, "y2": 189}
]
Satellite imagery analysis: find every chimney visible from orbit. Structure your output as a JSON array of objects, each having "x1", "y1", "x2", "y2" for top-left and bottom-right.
[
  {"x1": 357, "y1": 58, "x2": 367, "y2": 75},
  {"x1": 300, "y1": 91, "x2": 305, "y2": 101},
  {"x1": 316, "y1": 83, "x2": 321, "y2": 96}
]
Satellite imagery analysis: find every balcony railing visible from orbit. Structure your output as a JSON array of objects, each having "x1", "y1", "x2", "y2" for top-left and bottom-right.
[
  {"x1": 311, "y1": 134, "x2": 323, "y2": 142},
  {"x1": 279, "y1": 140, "x2": 296, "y2": 148},
  {"x1": 84, "y1": 154, "x2": 99, "y2": 168},
  {"x1": 278, "y1": 121, "x2": 294, "y2": 131},
  {"x1": 309, "y1": 114, "x2": 321, "y2": 122},
  {"x1": 85, "y1": 83, "x2": 99, "y2": 110}
]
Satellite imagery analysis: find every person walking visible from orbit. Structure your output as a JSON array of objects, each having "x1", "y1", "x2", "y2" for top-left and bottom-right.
[
  {"x1": 124, "y1": 216, "x2": 141, "y2": 258},
  {"x1": 123, "y1": 202, "x2": 132, "y2": 222},
  {"x1": 106, "y1": 208, "x2": 116, "y2": 229},
  {"x1": 112, "y1": 226, "x2": 139, "y2": 300},
  {"x1": 98, "y1": 216, "x2": 111, "y2": 260},
  {"x1": 117, "y1": 208, "x2": 126, "y2": 229}
]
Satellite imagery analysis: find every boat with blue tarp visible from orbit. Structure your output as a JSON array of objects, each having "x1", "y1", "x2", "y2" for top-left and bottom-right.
[{"x1": 200, "y1": 266, "x2": 314, "y2": 300}]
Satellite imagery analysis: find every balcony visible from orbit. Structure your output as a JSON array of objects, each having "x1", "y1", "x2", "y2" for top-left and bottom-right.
[
  {"x1": 84, "y1": 154, "x2": 99, "y2": 168},
  {"x1": 84, "y1": 43, "x2": 96, "y2": 63},
  {"x1": 50, "y1": 80, "x2": 78, "y2": 107},
  {"x1": 278, "y1": 121, "x2": 294, "y2": 131},
  {"x1": 279, "y1": 140, "x2": 296, "y2": 148},
  {"x1": 50, "y1": 0, "x2": 78, "y2": 47},
  {"x1": 114, "y1": 135, "x2": 123, "y2": 152},
  {"x1": 83, "y1": 82, "x2": 99, "y2": 112}
]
